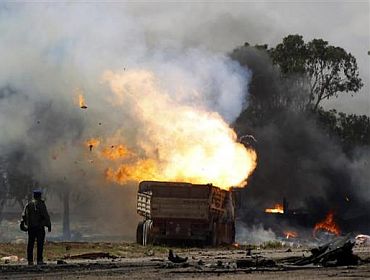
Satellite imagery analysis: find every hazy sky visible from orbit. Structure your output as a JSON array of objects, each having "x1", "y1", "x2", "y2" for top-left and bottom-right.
[
  {"x1": 1, "y1": 1, "x2": 369, "y2": 115},
  {"x1": 125, "y1": 1, "x2": 369, "y2": 115}
]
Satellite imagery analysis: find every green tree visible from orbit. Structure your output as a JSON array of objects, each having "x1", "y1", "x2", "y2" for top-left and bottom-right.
[
  {"x1": 317, "y1": 108, "x2": 370, "y2": 149},
  {"x1": 270, "y1": 35, "x2": 363, "y2": 111}
]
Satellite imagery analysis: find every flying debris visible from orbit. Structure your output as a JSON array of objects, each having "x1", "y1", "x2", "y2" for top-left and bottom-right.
[
  {"x1": 74, "y1": 88, "x2": 88, "y2": 109},
  {"x1": 85, "y1": 138, "x2": 100, "y2": 152},
  {"x1": 239, "y1": 134, "x2": 257, "y2": 149},
  {"x1": 240, "y1": 134, "x2": 257, "y2": 143}
]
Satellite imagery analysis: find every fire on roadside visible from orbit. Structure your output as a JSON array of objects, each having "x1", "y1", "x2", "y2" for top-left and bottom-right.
[
  {"x1": 265, "y1": 203, "x2": 284, "y2": 214},
  {"x1": 313, "y1": 210, "x2": 341, "y2": 237},
  {"x1": 284, "y1": 231, "x2": 298, "y2": 239}
]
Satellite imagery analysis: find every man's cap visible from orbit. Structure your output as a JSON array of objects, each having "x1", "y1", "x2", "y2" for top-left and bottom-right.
[{"x1": 32, "y1": 189, "x2": 43, "y2": 194}]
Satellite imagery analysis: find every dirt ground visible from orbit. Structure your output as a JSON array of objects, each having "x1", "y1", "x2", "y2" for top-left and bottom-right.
[{"x1": 1, "y1": 242, "x2": 370, "y2": 280}]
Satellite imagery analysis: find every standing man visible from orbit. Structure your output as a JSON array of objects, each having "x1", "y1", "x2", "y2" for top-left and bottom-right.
[{"x1": 22, "y1": 189, "x2": 51, "y2": 265}]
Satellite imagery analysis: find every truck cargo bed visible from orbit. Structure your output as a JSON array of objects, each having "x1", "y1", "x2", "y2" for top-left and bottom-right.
[
  {"x1": 137, "y1": 181, "x2": 228, "y2": 220},
  {"x1": 136, "y1": 181, "x2": 235, "y2": 246}
]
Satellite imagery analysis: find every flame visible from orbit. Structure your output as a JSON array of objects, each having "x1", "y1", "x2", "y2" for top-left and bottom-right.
[
  {"x1": 105, "y1": 158, "x2": 159, "y2": 182},
  {"x1": 313, "y1": 210, "x2": 340, "y2": 237},
  {"x1": 265, "y1": 203, "x2": 284, "y2": 214},
  {"x1": 82, "y1": 69, "x2": 257, "y2": 190},
  {"x1": 284, "y1": 231, "x2": 298, "y2": 239},
  {"x1": 101, "y1": 145, "x2": 131, "y2": 160}
]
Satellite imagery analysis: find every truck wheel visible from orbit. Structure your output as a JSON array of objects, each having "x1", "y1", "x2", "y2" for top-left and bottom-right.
[
  {"x1": 143, "y1": 220, "x2": 153, "y2": 246},
  {"x1": 136, "y1": 221, "x2": 144, "y2": 245}
]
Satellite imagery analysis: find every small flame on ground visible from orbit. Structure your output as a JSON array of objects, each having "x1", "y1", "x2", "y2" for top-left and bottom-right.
[
  {"x1": 284, "y1": 231, "x2": 298, "y2": 239},
  {"x1": 313, "y1": 210, "x2": 341, "y2": 237},
  {"x1": 265, "y1": 203, "x2": 284, "y2": 214}
]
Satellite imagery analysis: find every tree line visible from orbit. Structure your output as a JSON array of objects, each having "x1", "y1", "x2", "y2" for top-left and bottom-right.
[{"x1": 231, "y1": 34, "x2": 369, "y2": 149}]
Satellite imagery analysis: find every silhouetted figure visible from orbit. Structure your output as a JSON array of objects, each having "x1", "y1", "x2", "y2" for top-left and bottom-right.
[{"x1": 22, "y1": 189, "x2": 51, "y2": 265}]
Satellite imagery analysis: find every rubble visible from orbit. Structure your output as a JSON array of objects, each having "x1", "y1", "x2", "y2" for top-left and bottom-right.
[
  {"x1": 0, "y1": 241, "x2": 369, "y2": 279},
  {"x1": 236, "y1": 257, "x2": 276, "y2": 268},
  {"x1": 168, "y1": 249, "x2": 188, "y2": 263},
  {"x1": 65, "y1": 252, "x2": 118, "y2": 260},
  {"x1": 1, "y1": 255, "x2": 20, "y2": 263},
  {"x1": 293, "y1": 234, "x2": 360, "y2": 266},
  {"x1": 356, "y1": 234, "x2": 370, "y2": 246}
]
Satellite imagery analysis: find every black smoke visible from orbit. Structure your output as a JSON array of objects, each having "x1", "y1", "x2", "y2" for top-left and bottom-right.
[{"x1": 230, "y1": 44, "x2": 370, "y2": 233}]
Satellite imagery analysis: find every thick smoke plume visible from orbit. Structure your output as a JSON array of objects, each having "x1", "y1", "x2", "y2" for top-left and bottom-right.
[
  {"x1": 0, "y1": 4, "x2": 252, "y2": 238},
  {"x1": 231, "y1": 45, "x2": 370, "y2": 233}
]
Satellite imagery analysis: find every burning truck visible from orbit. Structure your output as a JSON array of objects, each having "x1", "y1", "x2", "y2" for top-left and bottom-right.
[{"x1": 136, "y1": 181, "x2": 235, "y2": 246}]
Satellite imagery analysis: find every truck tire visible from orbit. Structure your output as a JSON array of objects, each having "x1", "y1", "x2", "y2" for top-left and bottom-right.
[
  {"x1": 142, "y1": 220, "x2": 153, "y2": 246},
  {"x1": 136, "y1": 221, "x2": 144, "y2": 245}
]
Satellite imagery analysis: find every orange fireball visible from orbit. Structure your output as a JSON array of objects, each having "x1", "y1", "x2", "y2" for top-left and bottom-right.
[{"x1": 81, "y1": 69, "x2": 258, "y2": 190}]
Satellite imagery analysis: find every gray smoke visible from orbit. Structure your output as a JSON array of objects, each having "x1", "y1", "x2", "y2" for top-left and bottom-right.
[
  {"x1": 236, "y1": 223, "x2": 276, "y2": 245},
  {"x1": 0, "y1": 4, "x2": 250, "y2": 239}
]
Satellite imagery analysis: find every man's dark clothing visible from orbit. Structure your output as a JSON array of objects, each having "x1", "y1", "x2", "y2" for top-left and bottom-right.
[
  {"x1": 22, "y1": 199, "x2": 51, "y2": 264},
  {"x1": 27, "y1": 226, "x2": 45, "y2": 263}
]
